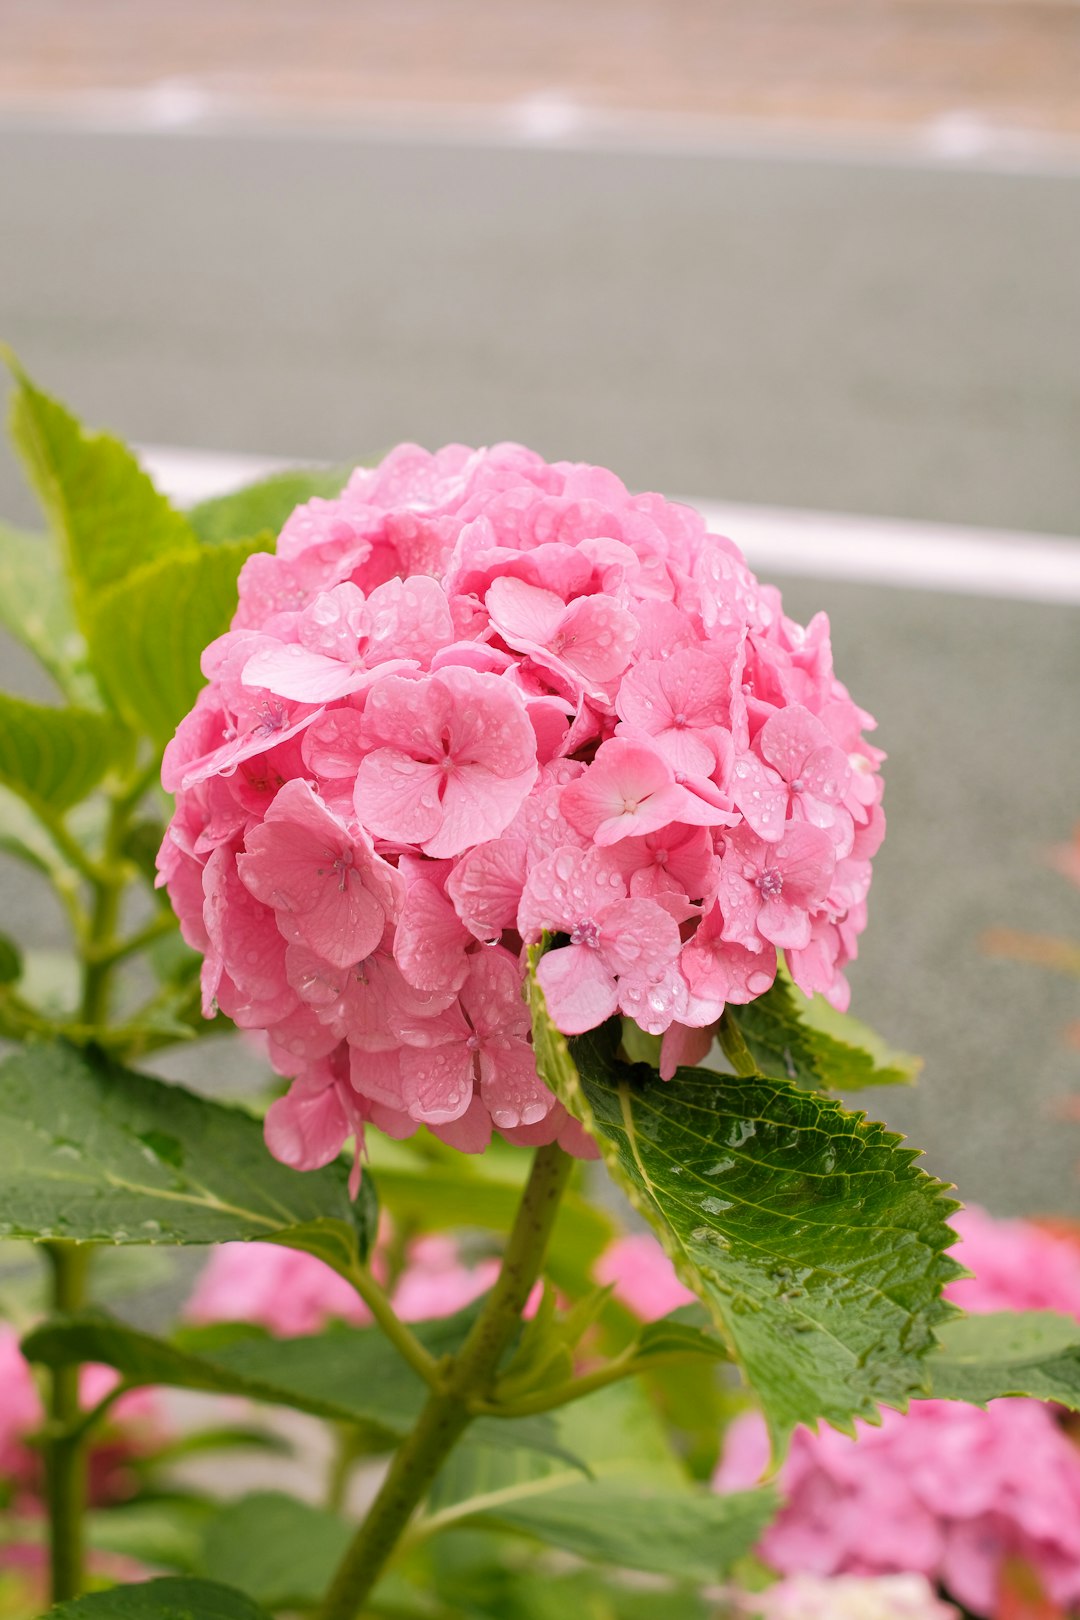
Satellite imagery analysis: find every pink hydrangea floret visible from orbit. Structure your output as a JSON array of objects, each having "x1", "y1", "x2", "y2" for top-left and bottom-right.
[
  {"x1": 744, "y1": 1573, "x2": 958, "y2": 1619},
  {"x1": 159, "y1": 444, "x2": 885, "y2": 1175},
  {"x1": 716, "y1": 1205, "x2": 1080, "y2": 1616}
]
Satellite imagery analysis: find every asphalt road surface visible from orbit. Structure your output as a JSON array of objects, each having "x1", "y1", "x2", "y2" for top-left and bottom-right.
[{"x1": 1, "y1": 120, "x2": 1078, "y2": 1215}]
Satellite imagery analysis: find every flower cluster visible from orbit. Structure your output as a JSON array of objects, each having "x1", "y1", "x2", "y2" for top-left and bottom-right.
[
  {"x1": 716, "y1": 1208, "x2": 1080, "y2": 1617},
  {"x1": 159, "y1": 445, "x2": 884, "y2": 1176}
]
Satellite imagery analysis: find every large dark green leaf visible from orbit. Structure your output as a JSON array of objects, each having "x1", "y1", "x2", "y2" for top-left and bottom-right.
[
  {"x1": 727, "y1": 977, "x2": 920, "y2": 1092},
  {"x1": 927, "y1": 1310, "x2": 1080, "y2": 1409},
  {"x1": 0, "y1": 522, "x2": 95, "y2": 702},
  {"x1": 0, "y1": 692, "x2": 131, "y2": 813},
  {"x1": 0, "y1": 1041, "x2": 372, "y2": 1277},
  {"x1": 199, "y1": 1493, "x2": 351, "y2": 1611},
  {"x1": 529, "y1": 964, "x2": 960, "y2": 1453},
  {"x1": 6, "y1": 360, "x2": 197, "y2": 612},
  {"x1": 188, "y1": 467, "x2": 351, "y2": 545},
  {"x1": 86, "y1": 537, "x2": 268, "y2": 744},
  {"x1": 23, "y1": 1307, "x2": 583, "y2": 1468}
]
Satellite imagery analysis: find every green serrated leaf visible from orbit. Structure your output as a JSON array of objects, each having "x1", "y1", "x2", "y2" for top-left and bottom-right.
[
  {"x1": 5, "y1": 360, "x2": 198, "y2": 611},
  {"x1": 529, "y1": 957, "x2": 961, "y2": 1454},
  {"x1": 45, "y1": 1575, "x2": 272, "y2": 1619},
  {"x1": 188, "y1": 467, "x2": 352, "y2": 545},
  {"x1": 0, "y1": 1041, "x2": 372, "y2": 1276},
  {"x1": 199, "y1": 1492, "x2": 352, "y2": 1610},
  {"x1": 727, "y1": 977, "x2": 919, "y2": 1092},
  {"x1": 927, "y1": 1310, "x2": 1080, "y2": 1409},
  {"x1": 86, "y1": 536, "x2": 269, "y2": 744},
  {"x1": 0, "y1": 521, "x2": 96, "y2": 702},
  {"x1": 0, "y1": 692, "x2": 131, "y2": 813}
]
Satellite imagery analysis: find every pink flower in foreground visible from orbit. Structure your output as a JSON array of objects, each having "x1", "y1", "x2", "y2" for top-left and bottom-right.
[
  {"x1": 519, "y1": 846, "x2": 683, "y2": 1035},
  {"x1": 159, "y1": 444, "x2": 885, "y2": 1173},
  {"x1": 715, "y1": 1206, "x2": 1080, "y2": 1618}
]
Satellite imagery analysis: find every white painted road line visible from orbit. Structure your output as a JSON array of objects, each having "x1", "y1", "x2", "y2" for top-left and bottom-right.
[{"x1": 137, "y1": 443, "x2": 1080, "y2": 607}]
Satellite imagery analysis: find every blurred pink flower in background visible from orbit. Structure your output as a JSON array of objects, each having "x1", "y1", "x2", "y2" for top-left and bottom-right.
[
  {"x1": 715, "y1": 1205, "x2": 1080, "y2": 1617},
  {"x1": 594, "y1": 1232, "x2": 696, "y2": 1318},
  {"x1": 744, "y1": 1572, "x2": 959, "y2": 1619},
  {"x1": 186, "y1": 1233, "x2": 499, "y2": 1338}
]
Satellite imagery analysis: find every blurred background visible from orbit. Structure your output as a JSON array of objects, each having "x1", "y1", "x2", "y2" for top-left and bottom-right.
[{"x1": 0, "y1": 0, "x2": 1078, "y2": 1214}]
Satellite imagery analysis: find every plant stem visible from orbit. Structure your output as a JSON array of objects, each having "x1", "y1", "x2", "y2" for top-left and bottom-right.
[
  {"x1": 43, "y1": 1242, "x2": 90, "y2": 1604},
  {"x1": 316, "y1": 1140, "x2": 574, "y2": 1620},
  {"x1": 78, "y1": 796, "x2": 131, "y2": 1027},
  {"x1": 346, "y1": 1266, "x2": 440, "y2": 1389}
]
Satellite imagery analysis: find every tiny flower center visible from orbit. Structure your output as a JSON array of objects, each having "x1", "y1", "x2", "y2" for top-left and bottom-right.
[
  {"x1": 440, "y1": 755, "x2": 455, "y2": 772},
  {"x1": 465, "y1": 1033, "x2": 481, "y2": 1052},
  {"x1": 790, "y1": 777, "x2": 805, "y2": 793},
  {"x1": 672, "y1": 712, "x2": 688, "y2": 729},
  {"x1": 570, "y1": 918, "x2": 601, "y2": 949},
  {"x1": 653, "y1": 848, "x2": 669, "y2": 866},
  {"x1": 332, "y1": 850, "x2": 354, "y2": 892},
  {"x1": 757, "y1": 869, "x2": 784, "y2": 901}
]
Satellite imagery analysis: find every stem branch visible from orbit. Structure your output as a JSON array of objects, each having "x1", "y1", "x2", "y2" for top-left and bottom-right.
[
  {"x1": 317, "y1": 1140, "x2": 573, "y2": 1620},
  {"x1": 43, "y1": 1243, "x2": 90, "y2": 1604}
]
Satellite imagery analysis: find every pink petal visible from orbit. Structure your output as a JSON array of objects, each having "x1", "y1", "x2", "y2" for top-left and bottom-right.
[
  {"x1": 363, "y1": 575, "x2": 455, "y2": 667},
  {"x1": 484, "y1": 575, "x2": 566, "y2": 650},
  {"x1": 478, "y1": 1042, "x2": 553, "y2": 1129},
  {"x1": 400, "y1": 1044, "x2": 475, "y2": 1124},
  {"x1": 264, "y1": 1074, "x2": 350, "y2": 1171},
  {"x1": 433, "y1": 760, "x2": 537, "y2": 859},
  {"x1": 354, "y1": 751, "x2": 446, "y2": 846},
  {"x1": 460, "y1": 945, "x2": 530, "y2": 1043},
  {"x1": 446, "y1": 838, "x2": 528, "y2": 941},
  {"x1": 598, "y1": 896, "x2": 682, "y2": 979},
  {"x1": 395, "y1": 875, "x2": 472, "y2": 992},
  {"x1": 536, "y1": 944, "x2": 619, "y2": 1036},
  {"x1": 518, "y1": 845, "x2": 628, "y2": 943},
  {"x1": 730, "y1": 751, "x2": 788, "y2": 842},
  {"x1": 239, "y1": 779, "x2": 402, "y2": 968},
  {"x1": 550, "y1": 593, "x2": 638, "y2": 687},
  {"x1": 301, "y1": 708, "x2": 367, "y2": 779}
]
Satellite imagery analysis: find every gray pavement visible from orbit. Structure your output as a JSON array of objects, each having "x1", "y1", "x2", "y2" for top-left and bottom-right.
[{"x1": 1, "y1": 123, "x2": 1078, "y2": 1214}]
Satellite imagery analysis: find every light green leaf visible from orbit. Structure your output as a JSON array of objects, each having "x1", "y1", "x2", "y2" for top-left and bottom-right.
[
  {"x1": 927, "y1": 1310, "x2": 1080, "y2": 1409},
  {"x1": 6, "y1": 359, "x2": 197, "y2": 612},
  {"x1": 633, "y1": 1305, "x2": 729, "y2": 1367},
  {"x1": 432, "y1": 1461, "x2": 775, "y2": 1584},
  {"x1": 188, "y1": 467, "x2": 351, "y2": 545},
  {"x1": 529, "y1": 963, "x2": 961, "y2": 1454},
  {"x1": 365, "y1": 1138, "x2": 614, "y2": 1299},
  {"x1": 0, "y1": 521, "x2": 96, "y2": 702},
  {"x1": 727, "y1": 977, "x2": 919, "y2": 1092},
  {"x1": 0, "y1": 1041, "x2": 373, "y2": 1277},
  {"x1": 24, "y1": 1307, "x2": 585, "y2": 1470},
  {"x1": 85, "y1": 1496, "x2": 216, "y2": 1576},
  {"x1": 0, "y1": 692, "x2": 131, "y2": 813},
  {"x1": 199, "y1": 1492, "x2": 351, "y2": 1611},
  {"x1": 45, "y1": 1576, "x2": 272, "y2": 1619},
  {"x1": 86, "y1": 536, "x2": 268, "y2": 744}
]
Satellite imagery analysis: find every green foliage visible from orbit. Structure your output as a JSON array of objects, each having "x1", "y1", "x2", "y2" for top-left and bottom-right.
[
  {"x1": 85, "y1": 1497, "x2": 217, "y2": 1577},
  {"x1": 927, "y1": 1310, "x2": 1080, "y2": 1409},
  {"x1": 529, "y1": 961, "x2": 961, "y2": 1453},
  {"x1": 0, "y1": 521, "x2": 95, "y2": 703},
  {"x1": 45, "y1": 1576, "x2": 272, "y2": 1619},
  {"x1": 727, "y1": 976, "x2": 920, "y2": 1092},
  {"x1": 0, "y1": 692, "x2": 130, "y2": 814},
  {"x1": 199, "y1": 1493, "x2": 352, "y2": 1611},
  {"x1": 366, "y1": 1137, "x2": 614, "y2": 1298},
  {"x1": 188, "y1": 466, "x2": 351, "y2": 545},
  {"x1": 24, "y1": 1307, "x2": 583, "y2": 1469},
  {"x1": 0, "y1": 1042, "x2": 373, "y2": 1275},
  {"x1": 86, "y1": 537, "x2": 268, "y2": 744},
  {"x1": 6, "y1": 358, "x2": 198, "y2": 616}
]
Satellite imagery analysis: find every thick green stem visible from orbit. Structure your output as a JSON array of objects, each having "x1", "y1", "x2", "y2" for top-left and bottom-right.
[
  {"x1": 317, "y1": 1140, "x2": 573, "y2": 1620},
  {"x1": 43, "y1": 1242, "x2": 90, "y2": 1604}
]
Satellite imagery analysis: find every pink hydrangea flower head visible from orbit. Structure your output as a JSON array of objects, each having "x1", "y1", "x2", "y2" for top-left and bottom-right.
[
  {"x1": 716, "y1": 1207, "x2": 1080, "y2": 1617},
  {"x1": 159, "y1": 446, "x2": 885, "y2": 1174}
]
